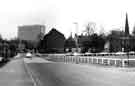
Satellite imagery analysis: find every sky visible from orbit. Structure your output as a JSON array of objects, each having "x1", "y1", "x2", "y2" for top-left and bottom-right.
[{"x1": 0, "y1": 0, "x2": 135, "y2": 39}]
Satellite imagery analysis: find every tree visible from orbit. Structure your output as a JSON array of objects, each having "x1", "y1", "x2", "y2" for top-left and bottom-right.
[
  {"x1": 37, "y1": 39, "x2": 44, "y2": 53},
  {"x1": 81, "y1": 33, "x2": 106, "y2": 53},
  {"x1": 90, "y1": 34, "x2": 105, "y2": 52},
  {"x1": 37, "y1": 32, "x2": 44, "y2": 41},
  {"x1": 83, "y1": 22, "x2": 96, "y2": 36},
  {"x1": 0, "y1": 34, "x2": 3, "y2": 41},
  {"x1": 132, "y1": 25, "x2": 135, "y2": 36},
  {"x1": 81, "y1": 39, "x2": 91, "y2": 53},
  {"x1": 64, "y1": 35, "x2": 76, "y2": 52}
]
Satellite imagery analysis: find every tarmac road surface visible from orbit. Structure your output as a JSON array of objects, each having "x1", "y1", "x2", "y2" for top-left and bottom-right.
[
  {"x1": 24, "y1": 57, "x2": 135, "y2": 86},
  {"x1": 0, "y1": 58, "x2": 34, "y2": 86}
]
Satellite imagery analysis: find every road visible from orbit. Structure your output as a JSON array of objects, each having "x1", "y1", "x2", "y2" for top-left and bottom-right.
[
  {"x1": 0, "y1": 58, "x2": 34, "y2": 86},
  {"x1": 24, "y1": 57, "x2": 135, "y2": 86},
  {"x1": 1, "y1": 55, "x2": 135, "y2": 86}
]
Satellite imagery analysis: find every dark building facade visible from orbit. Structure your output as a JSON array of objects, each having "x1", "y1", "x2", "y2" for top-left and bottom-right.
[
  {"x1": 41, "y1": 28, "x2": 65, "y2": 53},
  {"x1": 64, "y1": 34, "x2": 76, "y2": 52},
  {"x1": 109, "y1": 13, "x2": 135, "y2": 52}
]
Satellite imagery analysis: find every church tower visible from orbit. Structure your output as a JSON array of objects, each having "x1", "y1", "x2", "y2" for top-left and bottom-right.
[{"x1": 125, "y1": 13, "x2": 130, "y2": 36}]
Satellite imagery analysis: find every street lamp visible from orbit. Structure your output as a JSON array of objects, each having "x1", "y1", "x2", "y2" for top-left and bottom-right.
[
  {"x1": 121, "y1": 36, "x2": 130, "y2": 66},
  {"x1": 73, "y1": 22, "x2": 79, "y2": 52}
]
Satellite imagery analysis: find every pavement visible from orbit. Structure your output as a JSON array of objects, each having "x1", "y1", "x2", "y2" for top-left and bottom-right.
[{"x1": 24, "y1": 57, "x2": 135, "y2": 86}]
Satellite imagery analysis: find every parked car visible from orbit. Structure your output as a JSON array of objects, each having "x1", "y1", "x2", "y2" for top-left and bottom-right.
[
  {"x1": 1, "y1": 57, "x2": 9, "y2": 63},
  {"x1": 26, "y1": 52, "x2": 32, "y2": 58}
]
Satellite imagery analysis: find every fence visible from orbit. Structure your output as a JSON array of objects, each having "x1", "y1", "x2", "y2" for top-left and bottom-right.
[{"x1": 41, "y1": 53, "x2": 135, "y2": 67}]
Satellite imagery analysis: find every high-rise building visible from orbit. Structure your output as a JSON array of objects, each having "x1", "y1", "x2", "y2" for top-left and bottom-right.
[{"x1": 18, "y1": 25, "x2": 45, "y2": 42}]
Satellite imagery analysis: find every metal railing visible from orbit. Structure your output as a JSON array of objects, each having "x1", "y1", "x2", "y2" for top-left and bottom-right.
[{"x1": 38, "y1": 53, "x2": 135, "y2": 67}]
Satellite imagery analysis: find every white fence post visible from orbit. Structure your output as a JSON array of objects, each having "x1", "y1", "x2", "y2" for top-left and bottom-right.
[
  {"x1": 96, "y1": 58, "x2": 99, "y2": 64},
  {"x1": 48, "y1": 54, "x2": 135, "y2": 67},
  {"x1": 122, "y1": 59, "x2": 125, "y2": 67},
  {"x1": 114, "y1": 59, "x2": 117, "y2": 66},
  {"x1": 107, "y1": 59, "x2": 110, "y2": 65}
]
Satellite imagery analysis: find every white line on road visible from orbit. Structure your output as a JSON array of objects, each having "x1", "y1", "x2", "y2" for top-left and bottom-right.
[
  {"x1": 23, "y1": 59, "x2": 41, "y2": 86},
  {"x1": 24, "y1": 57, "x2": 53, "y2": 63}
]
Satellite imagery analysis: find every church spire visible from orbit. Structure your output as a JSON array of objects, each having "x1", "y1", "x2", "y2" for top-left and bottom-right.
[{"x1": 125, "y1": 13, "x2": 129, "y2": 36}]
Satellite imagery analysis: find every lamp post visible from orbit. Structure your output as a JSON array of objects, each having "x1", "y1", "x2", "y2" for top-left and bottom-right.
[
  {"x1": 121, "y1": 36, "x2": 130, "y2": 66},
  {"x1": 73, "y1": 22, "x2": 79, "y2": 52},
  {"x1": 122, "y1": 37, "x2": 130, "y2": 66},
  {"x1": 126, "y1": 38, "x2": 130, "y2": 66}
]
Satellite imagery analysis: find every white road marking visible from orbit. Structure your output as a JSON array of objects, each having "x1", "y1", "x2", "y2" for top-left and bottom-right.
[
  {"x1": 23, "y1": 60, "x2": 38, "y2": 86},
  {"x1": 24, "y1": 57, "x2": 53, "y2": 63}
]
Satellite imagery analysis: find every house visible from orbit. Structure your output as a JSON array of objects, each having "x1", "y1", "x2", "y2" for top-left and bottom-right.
[{"x1": 42, "y1": 28, "x2": 66, "y2": 53}]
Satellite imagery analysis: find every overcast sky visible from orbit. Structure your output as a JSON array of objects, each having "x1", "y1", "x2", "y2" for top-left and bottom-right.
[{"x1": 0, "y1": 0, "x2": 135, "y2": 39}]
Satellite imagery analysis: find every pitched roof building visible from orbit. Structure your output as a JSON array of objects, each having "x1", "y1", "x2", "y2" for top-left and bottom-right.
[
  {"x1": 108, "y1": 13, "x2": 135, "y2": 52},
  {"x1": 42, "y1": 28, "x2": 66, "y2": 53}
]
